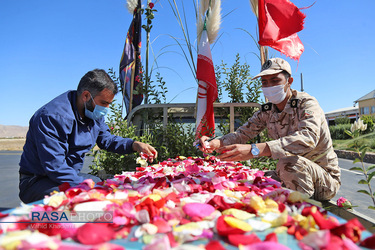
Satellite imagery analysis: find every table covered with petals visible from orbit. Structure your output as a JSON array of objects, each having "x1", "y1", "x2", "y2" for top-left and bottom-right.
[{"x1": 1, "y1": 156, "x2": 374, "y2": 249}]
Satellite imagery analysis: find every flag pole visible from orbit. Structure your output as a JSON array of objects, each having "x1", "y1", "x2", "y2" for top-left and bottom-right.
[{"x1": 260, "y1": 45, "x2": 266, "y2": 65}]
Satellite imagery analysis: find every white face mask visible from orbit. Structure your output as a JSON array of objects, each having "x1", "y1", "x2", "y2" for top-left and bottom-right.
[{"x1": 262, "y1": 82, "x2": 288, "y2": 104}]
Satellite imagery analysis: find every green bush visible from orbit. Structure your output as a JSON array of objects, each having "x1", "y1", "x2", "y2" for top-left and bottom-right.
[
  {"x1": 149, "y1": 119, "x2": 200, "y2": 161},
  {"x1": 334, "y1": 116, "x2": 350, "y2": 125},
  {"x1": 329, "y1": 124, "x2": 352, "y2": 140},
  {"x1": 369, "y1": 138, "x2": 375, "y2": 150},
  {"x1": 89, "y1": 103, "x2": 155, "y2": 176},
  {"x1": 90, "y1": 58, "x2": 280, "y2": 176},
  {"x1": 215, "y1": 53, "x2": 262, "y2": 135},
  {"x1": 89, "y1": 103, "x2": 203, "y2": 176},
  {"x1": 361, "y1": 115, "x2": 375, "y2": 133}
]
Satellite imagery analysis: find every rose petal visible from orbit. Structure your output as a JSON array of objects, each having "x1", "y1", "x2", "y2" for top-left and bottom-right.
[
  {"x1": 360, "y1": 234, "x2": 375, "y2": 249},
  {"x1": 299, "y1": 229, "x2": 330, "y2": 249},
  {"x1": 153, "y1": 218, "x2": 172, "y2": 233},
  {"x1": 135, "y1": 209, "x2": 151, "y2": 224},
  {"x1": 141, "y1": 223, "x2": 158, "y2": 235},
  {"x1": 228, "y1": 233, "x2": 261, "y2": 247},
  {"x1": 330, "y1": 218, "x2": 365, "y2": 243},
  {"x1": 302, "y1": 206, "x2": 339, "y2": 230},
  {"x1": 173, "y1": 222, "x2": 202, "y2": 234},
  {"x1": 224, "y1": 216, "x2": 252, "y2": 232},
  {"x1": 264, "y1": 232, "x2": 278, "y2": 242},
  {"x1": 58, "y1": 182, "x2": 71, "y2": 192},
  {"x1": 222, "y1": 208, "x2": 255, "y2": 220},
  {"x1": 33, "y1": 223, "x2": 77, "y2": 239},
  {"x1": 76, "y1": 223, "x2": 115, "y2": 245},
  {"x1": 343, "y1": 238, "x2": 361, "y2": 250},
  {"x1": 143, "y1": 234, "x2": 170, "y2": 250},
  {"x1": 205, "y1": 240, "x2": 226, "y2": 250},
  {"x1": 262, "y1": 210, "x2": 288, "y2": 227},
  {"x1": 216, "y1": 216, "x2": 246, "y2": 236},
  {"x1": 240, "y1": 241, "x2": 291, "y2": 250},
  {"x1": 182, "y1": 203, "x2": 215, "y2": 218}
]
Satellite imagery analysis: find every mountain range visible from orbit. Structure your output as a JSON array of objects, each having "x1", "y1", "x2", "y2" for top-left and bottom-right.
[{"x1": 0, "y1": 125, "x2": 29, "y2": 138}]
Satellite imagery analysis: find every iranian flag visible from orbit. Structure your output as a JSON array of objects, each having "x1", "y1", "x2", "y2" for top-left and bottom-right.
[
  {"x1": 256, "y1": 0, "x2": 306, "y2": 60},
  {"x1": 195, "y1": 28, "x2": 218, "y2": 140}
]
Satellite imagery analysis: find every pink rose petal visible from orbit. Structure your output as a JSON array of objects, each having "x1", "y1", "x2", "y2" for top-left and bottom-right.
[
  {"x1": 182, "y1": 203, "x2": 215, "y2": 218},
  {"x1": 241, "y1": 241, "x2": 291, "y2": 250},
  {"x1": 153, "y1": 218, "x2": 172, "y2": 233}
]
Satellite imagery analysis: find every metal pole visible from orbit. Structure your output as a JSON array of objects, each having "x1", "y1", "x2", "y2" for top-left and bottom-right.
[{"x1": 300, "y1": 72, "x2": 304, "y2": 92}]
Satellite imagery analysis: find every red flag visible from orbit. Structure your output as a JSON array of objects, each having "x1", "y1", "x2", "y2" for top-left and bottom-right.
[
  {"x1": 195, "y1": 29, "x2": 218, "y2": 140},
  {"x1": 258, "y1": 0, "x2": 306, "y2": 60}
]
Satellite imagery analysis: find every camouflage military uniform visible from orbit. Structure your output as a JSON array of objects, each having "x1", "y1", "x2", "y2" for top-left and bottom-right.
[{"x1": 220, "y1": 89, "x2": 341, "y2": 201}]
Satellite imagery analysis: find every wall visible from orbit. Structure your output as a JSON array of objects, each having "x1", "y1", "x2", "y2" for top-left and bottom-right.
[{"x1": 358, "y1": 99, "x2": 375, "y2": 116}]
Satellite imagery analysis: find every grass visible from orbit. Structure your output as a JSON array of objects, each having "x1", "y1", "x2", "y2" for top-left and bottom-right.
[{"x1": 332, "y1": 131, "x2": 375, "y2": 153}]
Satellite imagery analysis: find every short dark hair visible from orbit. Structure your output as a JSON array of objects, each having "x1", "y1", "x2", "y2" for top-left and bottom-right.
[
  {"x1": 281, "y1": 70, "x2": 291, "y2": 79},
  {"x1": 77, "y1": 69, "x2": 118, "y2": 97}
]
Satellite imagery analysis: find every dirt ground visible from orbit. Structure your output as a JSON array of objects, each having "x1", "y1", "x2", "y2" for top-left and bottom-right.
[{"x1": 0, "y1": 139, "x2": 26, "y2": 151}]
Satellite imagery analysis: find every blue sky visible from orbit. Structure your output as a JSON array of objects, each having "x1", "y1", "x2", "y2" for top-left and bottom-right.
[{"x1": 1, "y1": 0, "x2": 374, "y2": 126}]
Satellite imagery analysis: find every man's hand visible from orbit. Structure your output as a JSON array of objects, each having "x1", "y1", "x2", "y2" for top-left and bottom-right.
[
  {"x1": 216, "y1": 144, "x2": 252, "y2": 161},
  {"x1": 217, "y1": 142, "x2": 271, "y2": 161},
  {"x1": 194, "y1": 136, "x2": 222, "y2": 154},
  {"x1": 132, "y1": 141, "x2": 158, "y2": 162}
]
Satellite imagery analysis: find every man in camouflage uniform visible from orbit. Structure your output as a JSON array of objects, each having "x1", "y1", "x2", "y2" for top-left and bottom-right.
[{"x1": 197, "y1": 58, "x2": 340, "y2": 201}]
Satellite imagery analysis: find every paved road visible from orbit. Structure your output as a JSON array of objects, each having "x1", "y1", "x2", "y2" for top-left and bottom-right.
[
  {"x1": 333, "y1": 158, "x2": 375, "y2": 218},
  {"x1": 1, "y1": 151, "x2": 375, "y2": 218}
]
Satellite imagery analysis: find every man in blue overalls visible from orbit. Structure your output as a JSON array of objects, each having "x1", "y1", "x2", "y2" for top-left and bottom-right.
[{"x1": 19, "y1": 69, "x2": 157, "y2": 203}]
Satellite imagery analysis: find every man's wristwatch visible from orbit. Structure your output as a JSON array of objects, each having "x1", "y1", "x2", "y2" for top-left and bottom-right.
[{"x1": 251, "y1": 144, "x2": 260, "y2": 158}]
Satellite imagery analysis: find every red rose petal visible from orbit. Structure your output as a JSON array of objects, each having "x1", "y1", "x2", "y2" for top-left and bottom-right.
[
  {"x1": 65, "y1": 187, "x2": 84, "y2": 199},
  {"x1": 0, "y1": 212, "x2": 8, "y2": 218},
  {"x1": 76, "y1": 223, "x2": 115, "y2": 245},
  {"x1": 265, "y1": 232, "x2": 278, "y2": 242},
  {"x1": 153, "y1": 218, "x2": 172, "y2": 233},
  {"x1": 330, "y1": 218, "x2": 365, "y2": 243},
  {"x1": 58, "y1": 182, "x2": 70, "y2": 192},
  {"x1": 216, "y1": 215, "x2": 246, "y2": 236},
  {"x1": 205, "y1": 240, "x2": 226, "y2": 250},
  {"x1": 302, "y1": 206, "x2": 339, "y2": 230},
  {"x1": 295, "y1": 226, "x2": 308, "y2": 241},
  {"x1": 325, "y1": 234, "x2": 345, "y2": 249},
  {"x1": 360, "y1": 234, "x2": 375, "y2": 249},
  {"x1": 151, "y1": 177, "x2": 168, "y2": 191},
  {"x1": 228, "y1": 233, "x2": 261, "y2": 247},
  {"x1": 167, "y1": 232, "x2": 178, "y2": 248},
  {"x1": 165, "y1": 192, "x2": 180, "y2": 203},
  {"x1": 35, "y1": 223, "x2": 76, "y2": 239},
  {"x1": 208, "y1": 195, "x2": 232, "y2": 211}
]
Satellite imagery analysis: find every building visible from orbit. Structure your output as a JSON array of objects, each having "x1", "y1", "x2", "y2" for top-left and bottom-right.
[
  {"x1": 354, "y1": 89, "x2": 375, "y2": 117},
  {"x1": 325, "y1": 106, "x2": 359, "y2": 126}
]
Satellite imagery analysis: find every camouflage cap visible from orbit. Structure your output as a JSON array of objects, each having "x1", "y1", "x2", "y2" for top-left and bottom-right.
[{"x1": 252, "y1": 58, "x2": 292, "y2": 79}]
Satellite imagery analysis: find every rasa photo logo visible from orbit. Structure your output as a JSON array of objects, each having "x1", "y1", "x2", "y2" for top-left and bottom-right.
[{"x1": 30, "y1": 211, "x2": 113, "y2": 223}]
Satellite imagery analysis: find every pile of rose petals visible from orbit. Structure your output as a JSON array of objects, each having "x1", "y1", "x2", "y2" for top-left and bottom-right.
[{"x1": 1, "y1": 156, "x2": 374, "y2": 249}]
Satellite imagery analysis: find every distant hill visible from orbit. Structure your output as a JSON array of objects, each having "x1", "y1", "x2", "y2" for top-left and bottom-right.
[{"x1": 0, "y1": 125, "x2": 29, "y2": 138}]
